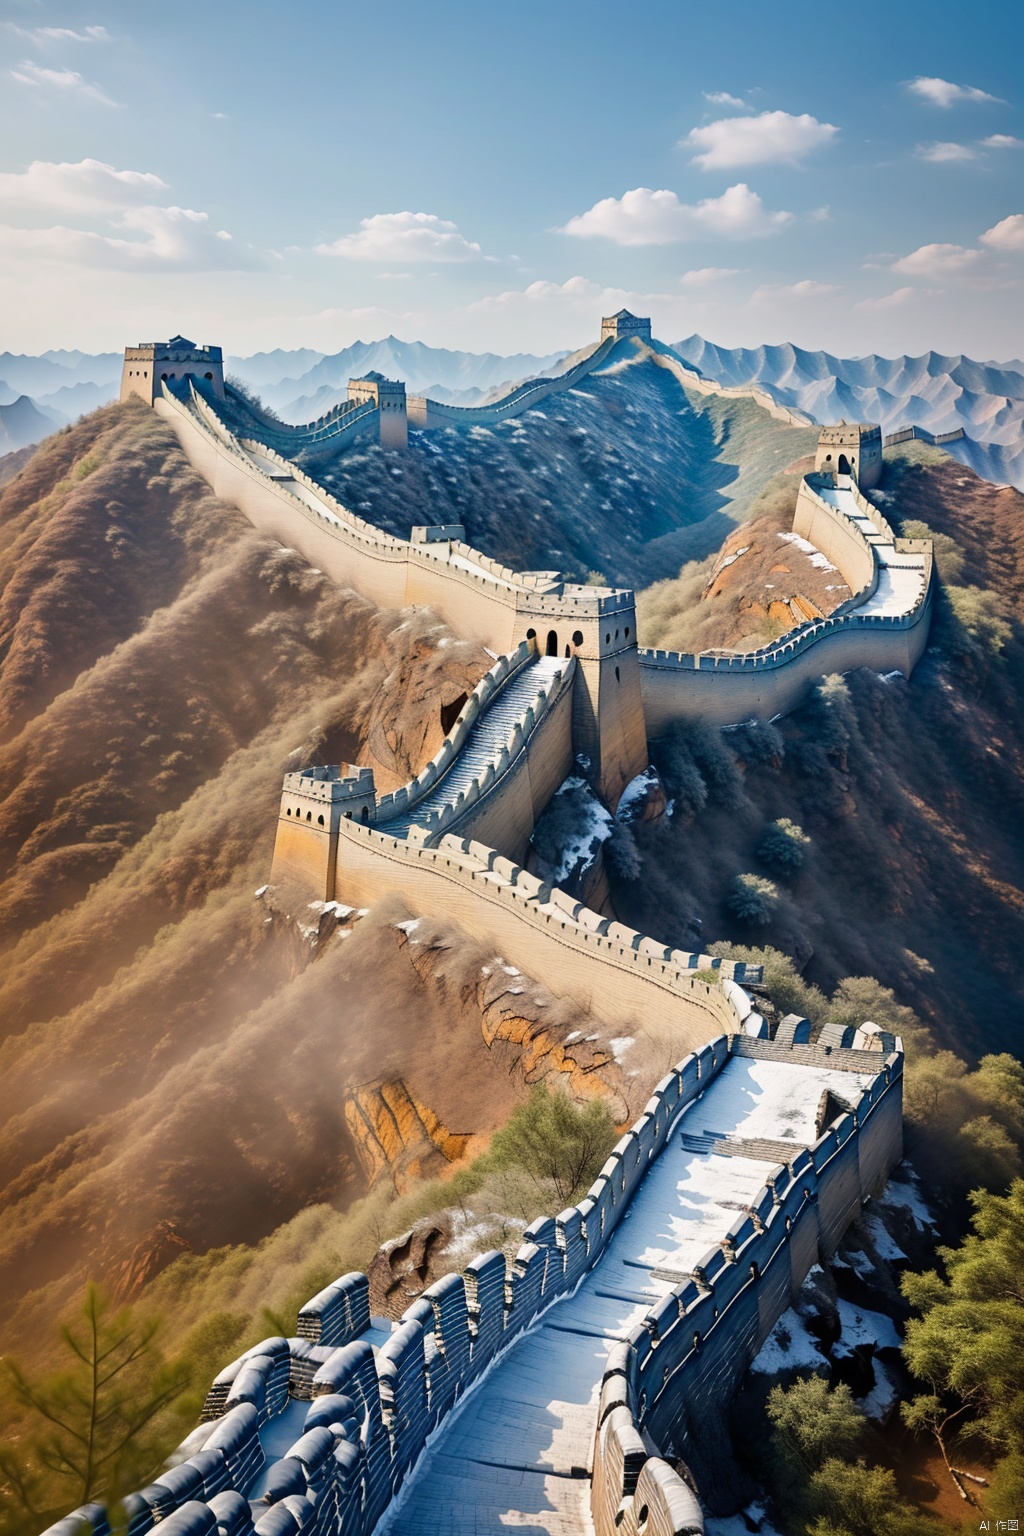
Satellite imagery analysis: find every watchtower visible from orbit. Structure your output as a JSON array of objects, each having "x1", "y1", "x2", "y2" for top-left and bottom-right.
[
  {"x1": 120, "y1": 336, "x2": 224, "y2": 406},
  {"x1": 348, "y1": 372, "x2": 408, "y2": 450},
  {"x1": 271, "y1": 764, "x2": 377, "y2": 904},
  {"x1": 600, "y1": 310, "x2": 652, "y2": 344},
  {"x1": 516, "y1": 586, "x2": 649, "y2": 809},
  {"x1": 815, "y1": 422, "x2": 883, "y2": 490}
]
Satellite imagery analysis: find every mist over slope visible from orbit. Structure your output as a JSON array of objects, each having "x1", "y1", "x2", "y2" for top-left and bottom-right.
[
  {"x1": 311, "y1": 350, "x2": 816, "y2": 587},
  {"x1": 0, "y1": 407, "x2": 643, "y2": 1351},
  {"x1": 673, "y1": 335, "x2": 1024, "y2": 490}
]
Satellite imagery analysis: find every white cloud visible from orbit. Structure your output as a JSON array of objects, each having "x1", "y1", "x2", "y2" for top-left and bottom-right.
[
  {"x1": 752, "y1": 279, "x2": 839, "y2": 303},
  {"x1": 4, "y1": 24, "x2": 109, "y2": 42},
  {"x1": 0, "y1": 206, "x2": 254, "y2": 272},
  {"x1": 680, "y1": 266, "x2": 742, "y2": 285},
  {"x1": 891, "y1": 242, "x2": 980, "y2": 276},
  {"x1": 703, "y1": 91, "x2": 748, "y2": 109},
  {"x1": 560, "y1": 184, "x2": 792, "y2": 245},
  {"x1": 916, "y1": 141, "x2": 976, "y2": 162},
  {"x1": 982, "y1": 134, "x2": 1024, "y2": 149},
  {"x1": 855, "y1": 287, "x2": 939, "y2": 311},
  {"x1": 10, "y1": 60, "x2": 116, "y2": 105},
  {"x1": 317, "y1": 211, "x2": 483, "y2": 262},
  {"x1": 682, "y1": 110, "x2": 837, "y2": 170},
  {"x1": 0, "y1": 159, "x2": 253, "y2": 273},
  {"x1": 0, "y1": 158, "x2": 167, "y2": 215},
  {"x1": 907, "y1": 76, "x2": 1000, "y2": 108},
  {"x1": 981, "y1": 213, "x2": 1024, "y2": 250}
]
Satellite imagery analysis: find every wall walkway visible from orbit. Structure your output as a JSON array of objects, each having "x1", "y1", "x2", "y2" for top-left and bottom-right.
[{"x1": 45, "y1": 1034, "x2": 900, "y2": 1536}]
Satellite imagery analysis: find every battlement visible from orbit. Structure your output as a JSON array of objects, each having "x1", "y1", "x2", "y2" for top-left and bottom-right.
[
  {"x1": 283, "y1": 764, "x2": 375, "y2": 800},
  {"x1": 48, "y1": 1031, "x2": 902, "y2": 1536},
  {"x1": 814, "y1": 420, "x2": 883, "y2": 489},
  {"x1": 121, "y1": 335, "x2": 224, "y2": 405},
  {"x1": 347, "y1": 372, "x2": 407, "y2": 448},
  {"x1": 600, "y1": 309, "x2": 653, "y2": 343}
]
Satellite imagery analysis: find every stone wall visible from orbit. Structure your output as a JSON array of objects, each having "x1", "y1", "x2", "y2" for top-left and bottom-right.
[
  {"x1": 45, "y1": 1034, "x2": 899, "y2": 1536},
  {"x1": 591, "y1": 1037, "x2": 904, "y2": 1535},
  {"x1": 329, "y1": 825, "x2": 752, "y2": 1044},
  {"x1": 639, "y1": 472, "x2": 934, "y2": 733},
  {"x1": 44, "y1": 1037, "x2": 739, "y2": 1536},
  {"x1": 406, "y1": 336, "x2": 616, "y2": 430}
]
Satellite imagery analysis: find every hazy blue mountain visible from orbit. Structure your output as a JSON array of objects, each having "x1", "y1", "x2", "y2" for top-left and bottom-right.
[
  {"x1": 244, "y1": 336, "x2": 567, "y2": 420},
  {"x1": 224, "y1": 348, "x2": 325, "y2": 387},
  {"x1": 0, "y1": 351, "x2": 120, "y2": 395},
  {"x1": 0, "y1": 395, "x2": 60, "y2": 454},
  {"x1": 673, "y1": 336, "x2": 1024, "y2": 488},
  {"x1": 4, "y1": 333, "x2": 1024, "y2": 489}
]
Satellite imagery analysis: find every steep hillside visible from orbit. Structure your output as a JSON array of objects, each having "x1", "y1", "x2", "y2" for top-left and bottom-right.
[
  {"x1": 620, "y1": 444, "x2": 1024, "y2": 1060},
  {"x1": 673, "y1": 334, "x2": 1024, "y2": 491},
  {"x1": 635, "y1": 455, "x2": 858, "y2": 654},
  {"x1": 309, "y1": 351, "x2": 817, "y2": 588},
  {"x1": 0, "y1": 408, "x2": 643, "y2": 1356}
]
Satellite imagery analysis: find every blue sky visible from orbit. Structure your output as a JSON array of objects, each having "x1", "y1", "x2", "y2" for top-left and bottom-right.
[{"x1": 1, "y1": 0, "x2": 1022, "y2": 358}]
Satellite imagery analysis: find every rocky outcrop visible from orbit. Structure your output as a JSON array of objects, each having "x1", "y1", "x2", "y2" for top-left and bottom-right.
[{"x1": 344, "y1": 1079, "x2": 472, "y2": 1192}]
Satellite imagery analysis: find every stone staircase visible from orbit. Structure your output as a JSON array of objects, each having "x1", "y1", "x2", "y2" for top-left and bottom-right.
[{"x1": 383, "y1": 655, "x2": 564, "y2": 838}]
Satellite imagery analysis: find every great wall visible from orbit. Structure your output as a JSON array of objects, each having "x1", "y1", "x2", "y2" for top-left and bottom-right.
[{"x1": 42, "y1": 315, "x2": 931, "y2": 1536}]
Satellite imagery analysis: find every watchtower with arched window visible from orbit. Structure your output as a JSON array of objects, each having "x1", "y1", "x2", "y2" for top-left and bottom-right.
[
  {"x1": 516, "y1": 585, "x2": 649, "y2": 810},
  {"x1": 814, "y1": 422, "x2": 883, "y2": 490},
  {"x1": 271, "y1": 763, "x2": 377, "y2": 904},
  {"x1": 120, "y1": 336, "x2": 225, "y2": 405}
]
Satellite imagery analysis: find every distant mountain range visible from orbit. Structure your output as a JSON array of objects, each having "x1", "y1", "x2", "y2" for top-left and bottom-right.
[
  {"x1": 2, "y1": 334, "x2": 1023, "y2": 488},
  {"x1": 242, "y1": 336, "x2": 568, "y2": 418},
  {"x1": 671, "y1": 337, "x2": 1024, "y2": 489}
]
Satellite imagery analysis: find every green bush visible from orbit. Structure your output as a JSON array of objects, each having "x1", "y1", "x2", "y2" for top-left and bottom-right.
[
  {"x1": 706, "y1": 943, "x2": 827, "y2": 1022},
  {"x1": 902, "y1": 1181, "x2": 1024, "y2": 1508},
  {"x1": 758, "y1": 817, "x2": 810, "y2": 875},
  {"x1": 485, "y1": 1084, "x2": 617, "y2": 1206},
  {"x1": 726, "y1": 872, "x2": 779, "y2": 925},
  {"x1": 766, "y1": 1376, "x2": 864, "y2": 1473}
]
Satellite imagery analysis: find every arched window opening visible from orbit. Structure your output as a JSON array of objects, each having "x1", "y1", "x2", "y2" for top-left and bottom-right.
[
  {"x1": 572, "y1": 630, "x2": 583, "y2": 648},
  {"x1": 525, "y1": 627, "x2": 536, "y2": 641},
  {"x1": 545, "y1": 630, "x2": 558, "y2": 657},
  {"x1": 360, "y1": 806, "x2": 369, "y2": 824},
  {"x1": 161, "y1": 372, "x2": 168, "y2": 381},
  {"x1": 345, "y1": 811, "x2": 352, "y2": 820},
  {"x1": 205, "y1": 372, "x2": 213, "y2": 381},
  {"x1": 306, "y1": 810, "x2": 312, "y2": 822},
  {"x1": 318, "y1": 814, "x2": 325, "y2": 826},
  {"x1": 605, "y1": 633, "x2": 611, "y2": 645},
  {"x1": 838, "y1": 453, "x2": 851, "y2": 475},
  {"x1": 615, "y1": 666, "x2": 620, "y2": 682},
  {"x1": 286, "y1": 807, "x2": 292, "y2": 816},
  {"x1": 625, "y1": 626, "x2": 630, "y2": 639}
]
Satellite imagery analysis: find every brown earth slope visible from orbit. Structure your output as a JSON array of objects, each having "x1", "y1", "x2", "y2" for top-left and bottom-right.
[
  {"x1": 0, "y1": 407, "x2": 639, "y2": 1354},
  {"x1": 621, "y1": 445, "x2": 1024, "y2": 1060}
]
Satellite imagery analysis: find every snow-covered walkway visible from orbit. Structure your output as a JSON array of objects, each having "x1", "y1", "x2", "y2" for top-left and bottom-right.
[
  {"x1": 815, "y1": 482, "x2": 928, "y2": 618},
  {"x1": 380, "y1": 656, "x2": 563, "y2": 838},
  {"x1": 378, "y1": 1055, "x2": 875, "y2": 1535}
]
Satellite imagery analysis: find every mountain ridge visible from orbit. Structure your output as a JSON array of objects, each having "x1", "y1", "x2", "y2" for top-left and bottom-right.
[{"x1": 672, "y1": 335, "x2": 1024, "y2": 489}]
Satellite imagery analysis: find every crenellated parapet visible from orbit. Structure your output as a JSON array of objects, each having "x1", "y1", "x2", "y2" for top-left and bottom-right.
[{"x1": 44, "y1": 1029, "x2": 902, "y2": 1536}]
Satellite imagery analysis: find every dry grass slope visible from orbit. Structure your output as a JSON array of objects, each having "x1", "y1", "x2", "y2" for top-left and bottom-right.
[{"x1": 0, "y1": 406, "x2": 640, "y2": 1358}]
